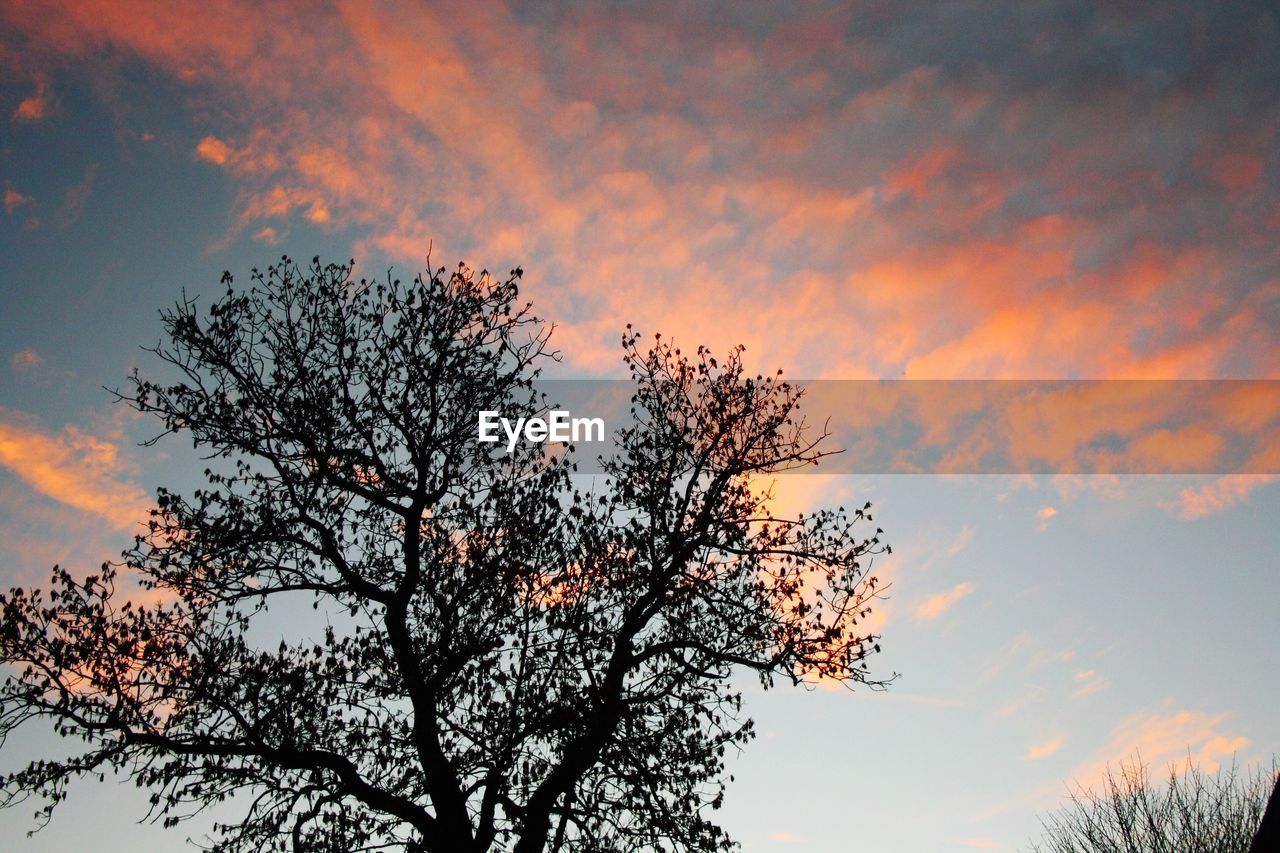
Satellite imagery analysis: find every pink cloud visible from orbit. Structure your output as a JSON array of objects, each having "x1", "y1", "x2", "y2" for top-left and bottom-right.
[
  {"x1": 10, "y1": 349, "x2": 43, "y2": 372},
  {"x1": 1164, "y1": 474, "x2": 1278, "y2": 520},
  {"x1": 886, "y1": 144, "x2": 965, "y2": 199},
  {"x1": 3, "y1": 184, "x2": 34, "y2": 215},
  {"x1": 1026, "y1": 733, "x2": 1066, "y2": 760},
  {"x1": 1072, "y1": 669, "x2": 1107, "y2": 700},
  {"x1": 1212, "y1": 151, "x2": 1264, "y2": 193},
  {"x1": 768, "y1": 831, "x2": 806, "y2": 843}
]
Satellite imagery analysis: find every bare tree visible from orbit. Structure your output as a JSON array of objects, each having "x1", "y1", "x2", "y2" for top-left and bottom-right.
[
  {"x1": 0, "y1": 256, "x2": 890, "y2": 852},
  {"x1": 1028, "y1": 755, "x2": 1277, "y2": 853}
]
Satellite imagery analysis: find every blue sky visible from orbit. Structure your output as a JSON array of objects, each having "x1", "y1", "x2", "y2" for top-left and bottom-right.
[{"x1": 1, "y1": 2, "x2": 1277, "y2": 850}]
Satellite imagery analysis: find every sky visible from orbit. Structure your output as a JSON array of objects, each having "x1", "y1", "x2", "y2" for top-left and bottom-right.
[{"x1": 1, "y1": 1, "x2": 1278, "y2": 850}]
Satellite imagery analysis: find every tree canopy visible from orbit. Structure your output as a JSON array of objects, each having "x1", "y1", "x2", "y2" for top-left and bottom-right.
[{"x1": 0, "y1": 257, "x2": 890, "y2": 852}]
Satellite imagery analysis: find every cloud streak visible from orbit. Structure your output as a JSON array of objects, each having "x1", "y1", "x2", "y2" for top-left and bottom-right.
[{"x1": 1027, "y1": 734, "x2": 1066, "y2": 760}]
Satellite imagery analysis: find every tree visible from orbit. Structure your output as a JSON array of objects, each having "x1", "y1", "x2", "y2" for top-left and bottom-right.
[
  {"x1": 0, "y1": 257, "x2": 890, "y2": 852},
  {"x1": 1251, "y1": 773, "x2": 1280, "y2": 853},
  {"x1": 1028, "y1": 755, "x2": 1278, "y2": 853}
]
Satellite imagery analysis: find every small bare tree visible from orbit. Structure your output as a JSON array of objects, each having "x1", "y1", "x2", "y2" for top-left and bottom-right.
[{"x1": 1029, "y1": 755, "x2": 1277, "y2": 853}]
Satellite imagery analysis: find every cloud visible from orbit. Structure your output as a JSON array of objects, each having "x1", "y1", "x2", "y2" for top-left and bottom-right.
[
  {"x1": 10, "y1": 73, "x2": 50, "y2": 122},
  {"x1": 195, "y1": 134, "x2": 232, "y2": 165},
  {"x1": 8, "y1": 348, "x2": 69, "y2": 386},
  {"x1": 1164, "y1": 474, "x2": 1278, "y2": 519},
  {"x1": 3, "y1": 184, "x2": 34, "y2": 215},
  {"x1": 767, "y1": 831, "x2": 805, "y2": 843},
  {"x1": 0, "y1": 484, "x2": 129, "y2": 591},
  {"x1": 1026, "y1": 733, "x2": 1066, "y2": 760},
  {"x1": 1072, "y1": 708, "x2": 1251, "y2": 791},
  {"x1": 0, "y1": 408, "x2": 151, "y2": 533},
  {"x1": 946, "y1": 524, "x2": 974, "y2": 558},
  {"x1": 10, "y1": 348, "x2": 43, "y2": 372},
  {"x1": 795, "y1": 380, "x2": 1280, "y2": 477},
  {"x1": 252, "y1": 225, "x2": 283, "y2": 245},
  {"x1": 1035, "y1": 506, "x2": 1056, "y2": 520},
  {"x1": 1212, "y1": 151, "x2": 1264, "y2": 193},
  {"x1": 1050, "y1": 473, "x2": 1127, "y2": 504},
  {"x1": 2, "y1": 0, "x2": 1277, "y2": 386},
  {"x1": 49, "y1": 163, "x2": 98, "y2": 230},
  {"x1": 915, "y1": 581, "x2": 974, "y2": 621},
  {"x1": 959, "y1": 838, "x2": 1004, "y2": 850},
  {"x1": 1071, "y1": 668, "x2": 1107, "y2": 700}
]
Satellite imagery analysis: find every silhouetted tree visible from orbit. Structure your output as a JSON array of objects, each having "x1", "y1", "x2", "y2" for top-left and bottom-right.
[
  {"x1": 1250, "y1": 773, "x2": 1280, "y2": 853},
  {"x1": 1028, "y1": 755, "x2": 1277, "y2": 853},
  {"x1": 0, "y1": 257, "x2": 890, "y2": 852}
]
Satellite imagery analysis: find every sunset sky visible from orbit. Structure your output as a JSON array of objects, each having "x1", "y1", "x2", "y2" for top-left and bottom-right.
[{"x1": 1, "y1": 1, "x2": 1278, "y2": 850}]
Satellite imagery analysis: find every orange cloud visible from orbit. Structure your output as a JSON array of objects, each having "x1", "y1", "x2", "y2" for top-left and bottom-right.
[
  {"x1": 0, "y1": 409, "x2": 151, "y2": 533},
  {"x1": 252, "y1": 225, "x2": 283, "y2": 244},
  {"x1": 915, "y1": 581, "x2": 974, "y2": 621},
  {"x1": 11, "y1": 74, "x2": 50, "y2": 121},
  {"x1": 195, "y1": 134, "x2": 232, "y2": 165},
  {"x1": 1073, "y1": 708, "x2": 1251, "y2": 790}
]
